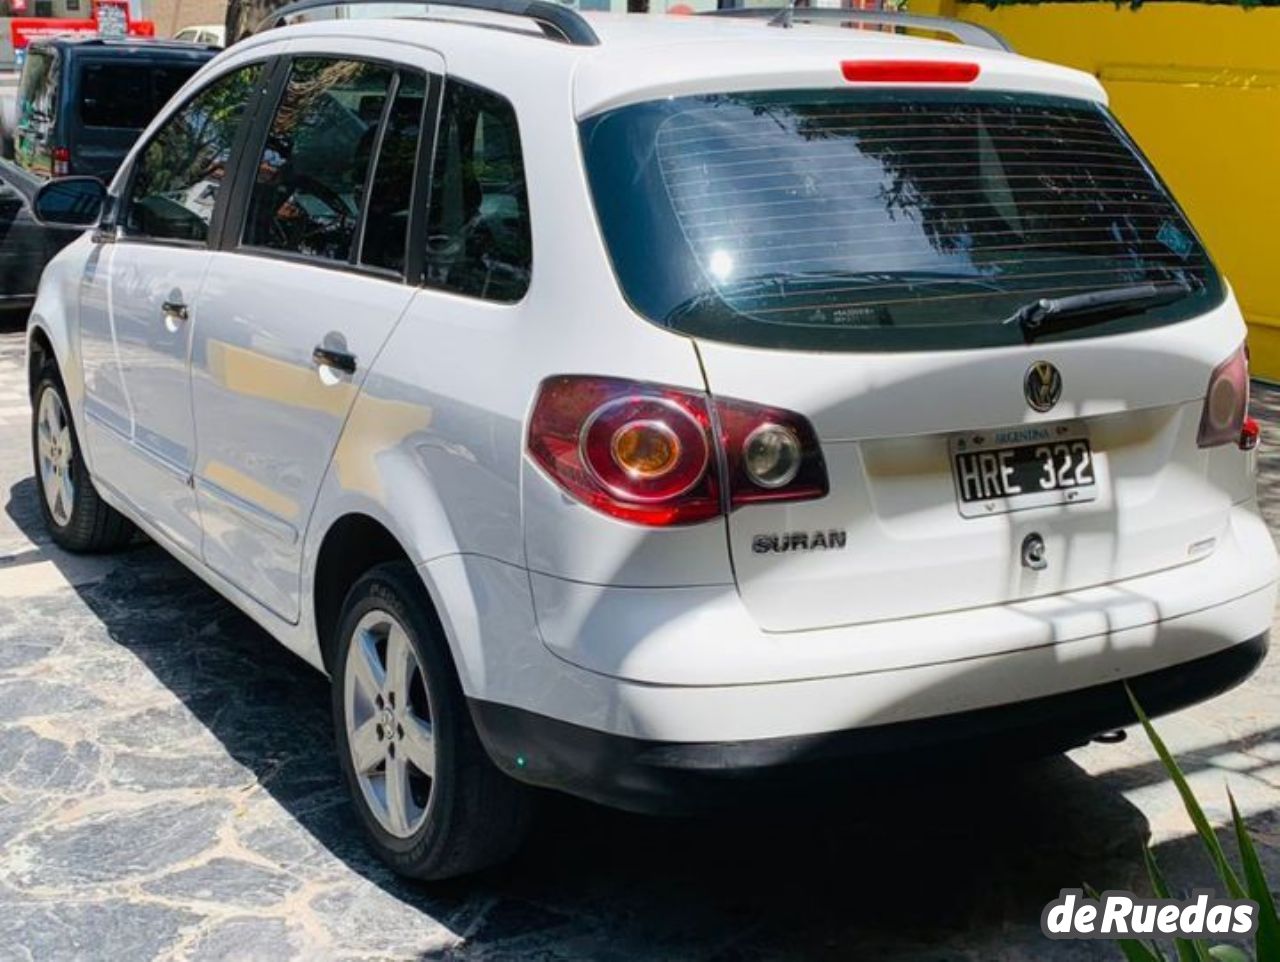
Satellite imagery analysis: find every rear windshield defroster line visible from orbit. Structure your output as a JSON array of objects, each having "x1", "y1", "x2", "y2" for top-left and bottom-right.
[{"x1": 579, "y1": 90, "x2": 1223, "y2": 352}]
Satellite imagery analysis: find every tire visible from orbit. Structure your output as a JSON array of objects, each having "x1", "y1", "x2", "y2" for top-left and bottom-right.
[
  {"x1": 31, "y1": 368, "x2": 134, "y2": 553},
  {"x1": 331, "y1": 561, "x2": 532, "y2": 880}
]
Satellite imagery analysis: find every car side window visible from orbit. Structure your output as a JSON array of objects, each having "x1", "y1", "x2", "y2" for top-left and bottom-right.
[
  {"x1": 424, "y1": 79, "x2": 531, "y2": 303},
  {"x1": 359, "y1": 72, "x2": 426, "y2": 275},
  {"x1": 123, "y1": 63, "x2": 263, "y2": 244},
  {"x1": 242, "y1": 58, "x2": 394, "y2": 264}
]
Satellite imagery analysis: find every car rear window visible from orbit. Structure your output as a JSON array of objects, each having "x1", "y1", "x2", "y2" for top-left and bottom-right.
[
  {"x1": 79, "y1": 61, "x2": 201, "y2": 129},
  {"x1": 579, "y1": 90, "x2": 1223, "y2": 352}
]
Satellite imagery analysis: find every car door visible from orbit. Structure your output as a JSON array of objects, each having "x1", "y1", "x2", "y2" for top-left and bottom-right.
[
  {"x1": 77, "y1": 60, "x2": 268, "y2": 556},
  {"x1": 191, "y1": 49, "x2": 439, "y2": 621}
]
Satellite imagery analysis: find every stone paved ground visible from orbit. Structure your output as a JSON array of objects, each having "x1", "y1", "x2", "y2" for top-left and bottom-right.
[{"x1": 1, "y1": 315, "x2": 1279, "y2": 961}]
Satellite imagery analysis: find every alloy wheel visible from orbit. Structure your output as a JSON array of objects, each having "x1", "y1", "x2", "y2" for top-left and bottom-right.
[
  {"x1": 343, "y1": 609, "x2": 437, "y2": 838},
  {"x1": 36, "y1": 387, "x2": 75, "y2": 527}
]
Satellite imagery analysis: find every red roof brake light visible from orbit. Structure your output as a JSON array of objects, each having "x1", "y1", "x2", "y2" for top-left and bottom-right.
[{"x1": 841, "y1": 60, "x2": 981, "y2": 84}]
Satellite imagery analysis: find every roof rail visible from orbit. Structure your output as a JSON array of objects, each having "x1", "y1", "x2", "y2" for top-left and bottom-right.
[
  {"x1": 704, "y1": 5, "x2": 1012, "y2": 53},
  {"x1": 254, "y1": 0, "x2": 601, "y2": 46}
]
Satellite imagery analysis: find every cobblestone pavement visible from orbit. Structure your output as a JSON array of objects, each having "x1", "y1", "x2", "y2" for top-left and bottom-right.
[{"x1": 1, "y1": 317, "x2": 1279, "y2": 961}]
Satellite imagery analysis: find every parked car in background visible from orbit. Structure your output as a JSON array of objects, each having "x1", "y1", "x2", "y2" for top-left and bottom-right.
[
  {"x1": 0, "y1": 36, "x2": 217, "y2": 316},
  {"x1": 0, "y1": 181, "x2": 69, "y2": 317},
  {"x1": 174, "y1": 24, "x2": 226, "y2": 46},
  {"x1": 23, "y1": 2, "x2": 1279, "y2": 881},
  {"x1": 11, "y1": 37, "x2": 217, "y2": 180}
]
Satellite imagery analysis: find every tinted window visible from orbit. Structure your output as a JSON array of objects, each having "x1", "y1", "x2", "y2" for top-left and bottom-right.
[
  {"x1": 580, "y1": 90, "x2": 1223, "y2": 352},
  {"x1": 424, "y1": 80, "x2": 530, "y2": 302},
  {"x1": 124, "y1": 63, "x2": 263, "y2": 243},
  {"x1": 360, "y1": 72, "x2": 426, "y2": 274},
  {"x1": 242, "y1": 58, "x2": 393, "y2": 263},
  {"x1": 80, "y1": 62, "x2": 199, "y2": 129}
]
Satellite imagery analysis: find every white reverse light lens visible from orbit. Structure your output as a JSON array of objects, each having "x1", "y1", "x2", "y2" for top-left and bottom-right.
[{"x1": 743, "y1": 423, "x2": 802, "y2": 489}]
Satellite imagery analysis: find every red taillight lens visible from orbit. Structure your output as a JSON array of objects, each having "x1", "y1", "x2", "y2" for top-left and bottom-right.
[
  {"x1": 527, "y1": 377, "x2": 720, "y2": 525},
  {"x1": 52, "y1": 146, "x2": 70, "y2": 177},
  {"x1": 1240, "y1": 416, "x2": 1261, "y2": 451},
  {"x1": 1197, "y1": 344, "x2": 1249, "y2": 449},
  {"x1": 527, "y1": 376, "x2": 828, "y2": 526},
  {"x1": 841, "y1": 60, "x2": 980, "y2": 84},
  {"x1": 582, "y1": 395, "x2": 710, "y2": 503}
]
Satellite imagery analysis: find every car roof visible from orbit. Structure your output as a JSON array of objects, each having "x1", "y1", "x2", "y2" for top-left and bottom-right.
[
  {"x1": 227, "y1": 12, "x2": 1107, "y2": 118},
  {"x1": 34, "y1": 36, "x2": 220, "y2": 54}
]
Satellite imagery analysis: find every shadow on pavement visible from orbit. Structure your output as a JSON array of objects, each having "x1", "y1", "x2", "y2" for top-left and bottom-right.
[{"x1": 4, "y1": 467, "x2": 1276, "y2": 959}]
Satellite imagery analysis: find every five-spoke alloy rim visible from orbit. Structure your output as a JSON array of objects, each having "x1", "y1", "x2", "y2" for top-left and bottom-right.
[
  {"x1": 343, "y1": 609, "x2": 436, "y2": 838},
  {"x1": 37, "y1": 387, "x2": 75, "y2": 527}
]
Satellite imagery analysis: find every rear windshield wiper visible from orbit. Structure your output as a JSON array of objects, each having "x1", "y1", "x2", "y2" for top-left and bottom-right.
[{"x1": 1002, "y1": 281, "x2": 1192, "y2": 339}]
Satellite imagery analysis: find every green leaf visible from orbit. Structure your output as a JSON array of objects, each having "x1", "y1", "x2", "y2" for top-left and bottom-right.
[
  {"x1": 1126, "y1": 685, "x2": 1246, "y2": 899},
  {"x1": 1087, "y1": 883, "x2": 1168, "y2": 962},
  {"x1": 1146, "y1": 848, "x2": 1204, "y2": 962},
  {"x1": 1228, "y1": 789, "x2": 1280, "y2": 961},
  {"x1": 1117, "y1": 939, "x2": 1169, "y2": 962},
  {"x1": 1207, "y1": 946, "x2": 1251, "y2": 962}
]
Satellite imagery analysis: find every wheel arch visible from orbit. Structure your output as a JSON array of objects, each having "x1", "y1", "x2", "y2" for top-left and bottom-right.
[
  {"x1": 26, "y1": 323, "x2": 55, "y2": 392},
  {"x1": 311, "y1": 512, "x2": 415, "y2": 675},
  {"x1": 25, "y1": 242, "x2": 94, "y2": 464}
]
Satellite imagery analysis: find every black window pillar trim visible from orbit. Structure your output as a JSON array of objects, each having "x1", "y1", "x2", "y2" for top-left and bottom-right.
[
  {"x1": 405, "y1": 72, "x2": 444, "y2": 289},
  {"x1": 351, "y1": 70, "x2": 401, "y2": 269},
  {"x1": 213, "y1": 55, "x2": 290, "y2": 254}
]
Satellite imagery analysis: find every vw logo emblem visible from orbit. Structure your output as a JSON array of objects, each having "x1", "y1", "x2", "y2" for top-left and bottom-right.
[{"x1": 1024, "y1": 361, "x2": 1063, "y2": 413}]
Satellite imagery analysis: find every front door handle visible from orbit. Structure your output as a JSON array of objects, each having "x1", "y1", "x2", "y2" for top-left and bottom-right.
[
  {"x1": 312, "y1": 345, "x2": 357, "y2": 375},
  {"x1": 162, "y1": 300, "x2": 189, "y2": 333}
]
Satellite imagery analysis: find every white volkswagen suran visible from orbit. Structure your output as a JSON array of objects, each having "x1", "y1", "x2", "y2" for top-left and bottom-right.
[{"x1": 25, "y1": 0, "x2": 1278, "y2": 878}]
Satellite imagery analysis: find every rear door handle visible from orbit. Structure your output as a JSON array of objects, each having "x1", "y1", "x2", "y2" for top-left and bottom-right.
[
  {"x1": 312, "y1": 346, "x2": 357, "y2": 375},
  {"x1": 162, "y1": 300, "x2": 189, "y2": 333}
]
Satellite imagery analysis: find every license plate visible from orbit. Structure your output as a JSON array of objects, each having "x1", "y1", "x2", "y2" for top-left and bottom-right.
[{"x1": 950, "y1": 422, "x2": 1098, "y2": 518}]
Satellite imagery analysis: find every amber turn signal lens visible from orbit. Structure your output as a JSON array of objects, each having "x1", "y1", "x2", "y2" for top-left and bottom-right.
[{"x1": 612, "y1": 421, "x2": 682, "y2": 479}]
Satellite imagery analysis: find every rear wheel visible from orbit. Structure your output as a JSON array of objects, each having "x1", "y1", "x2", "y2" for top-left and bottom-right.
[
  {"x1": 332, "y1": 562, "x2": 532, "y2": 879},
  {"x1": 31, "y1": 371, "x2": 134, "y2": 552}
]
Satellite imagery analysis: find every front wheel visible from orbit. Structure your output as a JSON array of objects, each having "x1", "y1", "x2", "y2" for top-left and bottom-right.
[
  {"x1": 332, "y1": 562, "x2": 532, "y2": 879},
  {"x1": 31, "y1": 371, "x2": 134, "y2": 552}
]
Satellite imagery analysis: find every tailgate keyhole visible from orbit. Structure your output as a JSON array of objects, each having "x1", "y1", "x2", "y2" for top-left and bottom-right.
[{"x1": 1022, "y1": 533, "x2": 1048, "y2": 571}]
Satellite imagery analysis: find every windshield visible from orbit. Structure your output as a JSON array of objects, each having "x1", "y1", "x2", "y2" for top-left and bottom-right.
[{"x1": 579, "y1": 90, "x2": 1223, "y2": 352}]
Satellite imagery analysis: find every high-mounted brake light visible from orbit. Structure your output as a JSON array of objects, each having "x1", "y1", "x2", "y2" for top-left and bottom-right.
[
  {"x1": 841, "y1": 60, "x2": 981, "y2": 84},
  {"x1": 527, "y1": 376, "x2": 829, "y2": 527},
  {"x1": 1197, "y1": 344, "x2": 1251, "y2": 450}
]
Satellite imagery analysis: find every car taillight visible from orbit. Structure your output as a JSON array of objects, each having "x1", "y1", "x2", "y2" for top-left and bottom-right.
[
  {"x1": 714, "y1": 397, "x2": 829, "y2": 509},
  {"x1": 841, "y1": 60, "x2": 981, "y2": 84},
  {"x1": 527, "y1": 376, "x2": 829, "y2": 527},
  {"x1": 52, "y1": 146, "x2": 70, "y2": 177},
  {"x1": 1197, "y1": 344, "x2": 1251, "y2": 449}
]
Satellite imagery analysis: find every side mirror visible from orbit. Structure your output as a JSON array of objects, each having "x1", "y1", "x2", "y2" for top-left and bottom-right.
[{"x1": 32, "y1": 176, "x2": 106, "y2": 228}]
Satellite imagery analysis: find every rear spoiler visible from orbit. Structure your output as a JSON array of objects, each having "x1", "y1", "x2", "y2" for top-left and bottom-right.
[{"x1": 703, "y1": 6, "x2": 1013, "y2": 53}]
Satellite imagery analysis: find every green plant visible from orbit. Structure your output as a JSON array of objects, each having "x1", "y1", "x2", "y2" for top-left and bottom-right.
[{"x1": 1094, "y1": 687, "x2": 1280, "y2": 961}]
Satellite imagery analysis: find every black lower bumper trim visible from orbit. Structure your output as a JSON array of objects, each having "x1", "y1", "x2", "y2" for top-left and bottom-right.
[{"x1": 469, "y1": 633, "x2": 1268, "y2": 815}]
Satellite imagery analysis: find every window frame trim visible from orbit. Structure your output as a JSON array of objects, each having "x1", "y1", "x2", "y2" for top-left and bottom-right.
[
  {"x1": 412, "y1": 75, "x2": 533, "y2": 304},
  {"x1": 112, "y1": 57, "x2": 278, "y2": 253},
  {"x1": 223, "y1": 52, "x2": 437, "y2": 284}
]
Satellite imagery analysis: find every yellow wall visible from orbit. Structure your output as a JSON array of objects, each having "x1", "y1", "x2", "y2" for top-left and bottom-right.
[{"x1": 921, "y1": 2, "x2": 1280, "y2": 378}]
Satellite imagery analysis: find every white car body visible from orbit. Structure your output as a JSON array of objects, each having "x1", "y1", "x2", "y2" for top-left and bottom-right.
[{"x1": 26, "y1": 11, "x2": 1278, "y2": 816}]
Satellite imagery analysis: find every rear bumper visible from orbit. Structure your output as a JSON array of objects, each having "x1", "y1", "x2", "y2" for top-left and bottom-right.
[{"x1": 470, "y1": 632, "x2": 1269, "y2": 815}]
